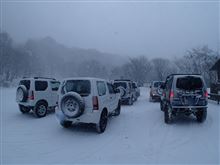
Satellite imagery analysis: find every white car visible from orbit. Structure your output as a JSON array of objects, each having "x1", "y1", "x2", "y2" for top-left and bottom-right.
[
  {"x1": 16, "y1": 77, "x2": 60, "y2": 117},
  {"x1": 113, "y1": 80, "x2": 136, "y2": 105},
  {"x1": 56, "y1": 77, "x2": 121, "y2": 133}
]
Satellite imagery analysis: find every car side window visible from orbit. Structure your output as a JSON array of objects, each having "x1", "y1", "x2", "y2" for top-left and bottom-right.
[
  {"x1": 107, "y1": 83, "x2": 115, "y2": 94},
  {"x1": 97, "y1": 81, "x2": 107, "y2": 96},
  {"x1": 35, "y1": 81, "x2": 48, "y2": 91},
  {"x1": 165, "y1": 77, "x2": 173, "y2": 91},
  {"x1": 50, "y1": 81, "x2": 60, "y2": 91}
]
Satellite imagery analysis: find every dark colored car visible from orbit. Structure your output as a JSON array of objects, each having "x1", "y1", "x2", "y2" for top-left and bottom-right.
[{"x1": 160, "y1": 74, "x2": 208, "y2": 124}]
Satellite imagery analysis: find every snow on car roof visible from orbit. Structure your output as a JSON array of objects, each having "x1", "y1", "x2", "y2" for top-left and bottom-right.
[{"x1": 63, "y1": 77, "x2": 107, "y2": 82}]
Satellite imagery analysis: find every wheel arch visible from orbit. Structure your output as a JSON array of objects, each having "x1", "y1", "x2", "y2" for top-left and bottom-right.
[{"x1": 36, "y1": 99, "x2": 48, "y2": 107}]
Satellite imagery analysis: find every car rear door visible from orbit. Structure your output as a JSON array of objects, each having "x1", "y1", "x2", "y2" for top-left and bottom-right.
[
  {"x1": 107, "y1": 83, "x2": 117, "y2": 112},
  {"x1": 50, "y1": 81, "x2": 60, "y2": 106}
]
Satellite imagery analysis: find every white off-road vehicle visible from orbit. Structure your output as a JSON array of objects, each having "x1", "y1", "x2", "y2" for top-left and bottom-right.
[
  {"x1": 56, "y1": 77, "x2": 121, "y2": 133},
  {"x1": 113, "y1": 80, "x2": 136, "y2": 105},
  {"x1": 16, "y1": 77, "x2": 60, "y2": 118}
]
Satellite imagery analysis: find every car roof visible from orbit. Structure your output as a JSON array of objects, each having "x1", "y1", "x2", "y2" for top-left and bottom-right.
[
  {"x1": 173, "y1": 74, "x2": 203, "y2": 79},
  {"x1": 63, "y1": 77, "x2": 107, "y2": 82},
  {"x1": 152, "y1": 81, "x2": 164, "y2": 83},
  {"x1": 21, "y1": 77, "x2": 57, "y2": 81}
]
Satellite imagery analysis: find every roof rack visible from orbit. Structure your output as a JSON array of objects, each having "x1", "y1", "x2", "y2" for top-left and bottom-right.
[
  {"x1": 23, "y1": 76, "x2": 56, "y2": 80},
  {"x1": 167, "y1": 73, "x2": 201, "y2": 77},
  {"x1": 114, "y1": 79, "x2": 132, "y2": 81}
]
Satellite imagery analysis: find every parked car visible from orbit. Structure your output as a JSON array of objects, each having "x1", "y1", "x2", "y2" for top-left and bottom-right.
[
  {"x1": 132, "y1": 81, "x2": 140, "y2": 99},
  {"x1": 56, "y1": 77, "x2": 121, "y2": 133},
  {"x1": 16, "y1": 77, "x2": 60, "y2": 117},
  {"x1": 113, "y1": 79, "x2": 136, "y2": 105},
  {"x1": 149, "y1": 81, "x2": 164, "y2": 102},
  {"x1": 160, "y1": 74, "x2": 208, "y2": 124}
]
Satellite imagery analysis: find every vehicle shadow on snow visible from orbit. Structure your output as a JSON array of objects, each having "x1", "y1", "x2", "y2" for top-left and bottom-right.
[
  {"x1": 14, "y1": 109, "x2": 55, "y2": 120},
  {"x1": 171, "y1": 114, "x2": 200, "y2": 125},
  {"x1": 57, "y1": 116, "x2": 117, "y2": 135}
]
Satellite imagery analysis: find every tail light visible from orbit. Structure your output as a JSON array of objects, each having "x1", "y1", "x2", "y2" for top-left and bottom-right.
[
  {"x1": 29, "y1": 90, "x2": 34, "y2": 100},
  {"x1": 169, "y1": 91, "x2": 174, "y2": 100},
  {"x1": 93, "y1": 96, "x2": 99, "y2": 110},
  {"x1": 204, "y1": 91, "x2": 208, "y2": 98}
]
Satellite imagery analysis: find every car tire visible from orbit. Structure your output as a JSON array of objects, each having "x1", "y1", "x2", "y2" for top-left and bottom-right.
[
  {"x1": 196, "y1": 108, "x2": 207, "y2": 123},
  {"x1": 60, "y1": 120, "x2": 72, "y2": 128},
  {"x1": 18, "y1": 104, "x2": 31, "y2": 113},
  {"x1": 127, "y1": 97, "x2": 133, "y2": 105},
  {"x1": 16, "y1": 85, "x2": 28, "y2": 102},
  {"x1": 164, "y1": 104, "x2": 172, "y2": 124},
  {"x1": 96, "y1": 110, "x2": 108, "y2": 133},
  {"x1": 34, "y1": 102, "x2": 48, "y2": 118},
  {"x1": 113, "y1": 102, "x2": 121, "y2": 116},
  {"x1": 160, "y1": 101, "x2": 164, "y2": 111},
  {"x1": 60, "y1": 92, "x2": 85, "y2": 118}
]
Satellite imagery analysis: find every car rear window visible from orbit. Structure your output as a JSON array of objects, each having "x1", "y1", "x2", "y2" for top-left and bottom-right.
[
  {"x1": 153, "y1": 82, "x2": 163, "y2": 88},
  {"x1": 64, "y1": 80, "x2": 91, "y2": 96},
  {"x1": 176, "y1": 76, "x2": 203, "y2": 91},
  {"x1": 19, "y1": 80, "x2": 30, "y2": 90},
  {"x1": 114, "y1": 82, "x2": 127, "y2": 89},
  {"x1": 35, "y1": 81, "x2": 48, "y2": 91},
  {"x1": 50, "y1": 81, "x2": 60, "y2": 91},
  {"x1": 132, "y1": 83, "x2": 137, "y2": 88}
]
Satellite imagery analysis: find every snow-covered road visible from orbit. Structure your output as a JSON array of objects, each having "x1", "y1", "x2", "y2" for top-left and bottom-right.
[{"x1": 1, "y1": 87, "x2": 219, "y2": 164}]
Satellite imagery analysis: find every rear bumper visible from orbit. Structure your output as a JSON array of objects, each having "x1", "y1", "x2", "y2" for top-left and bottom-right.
[
  {"x1": 151, "y1": 95, "x2": 161, "y2": 101},
  {"x1": 121, "y1": 97, "x2": 129, "y2": 103},
  {"x1": 172, "y1": 105, "x2": 207, "y2": 109},
  {"x1": 55, "y1": 107, "x2": 101, "y2": 124}
]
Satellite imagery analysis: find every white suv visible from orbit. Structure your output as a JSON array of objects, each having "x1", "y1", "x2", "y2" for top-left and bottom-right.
[
  {"x1": 113, "y1": 80, "x2": 136, "y2": 105},
  {"x1": 56, "y1": 77, "x2": 121, "y2": 133},
  {"x1": 16, "y1": 77, "x2": 60, "y2": 118}
]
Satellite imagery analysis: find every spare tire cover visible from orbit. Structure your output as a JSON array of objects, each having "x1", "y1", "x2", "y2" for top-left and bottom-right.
[
  {"x1": 117, "y1": 86, "x2": 126, "y2": 98},
  {"x1": 157, "y1": 88, "x2": 163, "y2": 95},
  {"x1": 16, "y1": 85, "x2": 28, "y2": 102},
  {"x1": 60, "y1": 92, "x2": 85, "y2": 118}
]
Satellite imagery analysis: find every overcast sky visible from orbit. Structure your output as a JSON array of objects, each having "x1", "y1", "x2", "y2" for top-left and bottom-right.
[{"x1": 1, "y1": 1, "x2": 219, "y2": 58}]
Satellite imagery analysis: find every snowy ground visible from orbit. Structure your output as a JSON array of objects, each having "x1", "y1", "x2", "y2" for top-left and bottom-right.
[{"x1": 1, "y1": 87, "x2": 219, "y2": 164}]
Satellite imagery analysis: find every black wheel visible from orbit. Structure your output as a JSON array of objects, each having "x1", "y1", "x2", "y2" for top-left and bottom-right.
[
  {"x1": 164, "y1": 104, "x2": 172, "y2": 124},
  {"x1": 114, "y1": 102, "x2": 121, "y2": 116},
  {"x1": 18, "y1": 104, "x2": 31, "y2": 113},
  {"x1": 160, "y1": 101, "x2": 164, "y2": 111},
  {"x1": 60, "y1": 120, "x2": 72, "y2": 128},
  {"x1": 34, "y1": 102, "x2": 48, "y2": 118},
  {"x1": 196, "y1": 108, "x2": 207, "y2": 123},
  {"x1": 127, "y1": 97, "x2": 133, "y2": 105},
  {"x1": 96, "y1": 110, "x2": 108, "y2": 133}
]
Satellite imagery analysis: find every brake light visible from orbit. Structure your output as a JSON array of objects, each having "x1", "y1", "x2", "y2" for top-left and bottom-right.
[
  {"x1": 29, "y1": 91, "x2": 34, "y2": 100},
  {"x1": 93, "y1": 96, "x2": 99, "y2": 110},
  {"x1": 169, "y1": 91, "x2": 174, "y2": 100},
  {"x1": 204, "y1": 91, "x2": 208, "y2": 98}
]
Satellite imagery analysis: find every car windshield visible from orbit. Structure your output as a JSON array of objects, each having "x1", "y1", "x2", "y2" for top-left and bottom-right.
[
  {"x1": 19, "y1": 80, "x2": 30, "y2": 90},
  {"x1": 64, "y1": 80, "x2": 91, "y2": 96},
  {"x1": 153, "y1": 82, "x2": 163, "y2": 88},
  {"x1": 176, "y1": 76, "x2": 203, "y2": 91},
  {"x1": 114, "y1": 82, "x2": 127, "y2": 89}
]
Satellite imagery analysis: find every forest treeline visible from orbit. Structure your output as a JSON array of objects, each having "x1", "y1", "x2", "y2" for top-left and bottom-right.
[{"x1": 0, "y1": 31, "x2": 219, "y2": 87}]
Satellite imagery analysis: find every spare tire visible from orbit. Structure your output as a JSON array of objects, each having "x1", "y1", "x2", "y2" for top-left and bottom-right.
[
  {"x1": 16, "y1": 85, "x2": 28, "y2": 102},
  {"x1": 117, "y1": 86, "x2": 126, "y2": 98},
  {"x1": 157, "y1": 88, "x2": 163, "y2": 95},
  {"x1": 60, "y1": 92, "x2": 85, "y2": 118}
]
